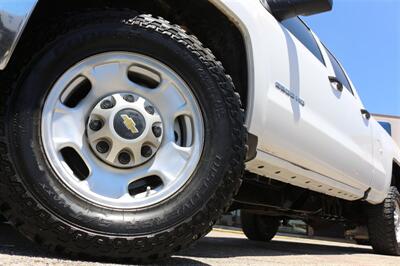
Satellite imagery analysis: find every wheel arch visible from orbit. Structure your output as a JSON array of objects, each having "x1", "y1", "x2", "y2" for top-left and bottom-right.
[
  {"x1": 5, "y1": 0, "x2": 252, "y2": 117},
  {"x1": 391, "y1": 160, "x2": 400, "y2": 192}
]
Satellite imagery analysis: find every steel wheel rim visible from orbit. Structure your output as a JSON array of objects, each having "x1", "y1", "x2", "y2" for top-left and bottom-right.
[
  {"x1": 395, "y1": 201, "x2": 400, "y2": 243},
  {"x1": 41, "y1": 52, "x2": 204, "y2": 209}
]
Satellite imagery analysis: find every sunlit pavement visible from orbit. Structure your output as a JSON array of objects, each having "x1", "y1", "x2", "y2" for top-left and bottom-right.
[{"x1": 0, "y1": 223, "x2": 400, "y2": 265}]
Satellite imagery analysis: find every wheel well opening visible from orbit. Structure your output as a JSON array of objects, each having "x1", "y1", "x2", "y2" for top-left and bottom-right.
[
  {"x1": 391, "y1": 161, "x2": 400, "y2": 191},
  {"x1": 8, "y1": 0, "x2": 249, "y2": 111}
]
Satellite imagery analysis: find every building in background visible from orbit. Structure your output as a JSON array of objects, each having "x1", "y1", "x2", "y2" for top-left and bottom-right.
[{"x1": 373, "y1": 114, "x2": 400, "y2": 147}]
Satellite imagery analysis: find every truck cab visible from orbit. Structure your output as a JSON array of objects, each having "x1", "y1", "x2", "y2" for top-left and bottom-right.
[{"x1": 1, "y1": 0, "x2": 400, "y2": 261}]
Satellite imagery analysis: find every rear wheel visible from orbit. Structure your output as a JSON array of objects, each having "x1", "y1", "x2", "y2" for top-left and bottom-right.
[
  {"x1": 355, "y1": 239, "x2": 370, "y2": 246},
  {"x1": 0, "y1": 14, "x2": 245, "y2": 262},
  {"x1": 367, "y1": 186, "x2": 400, "y2": 256},
  {"x1": 241, "y1": 211, "x2": 281, "y2": 242}
]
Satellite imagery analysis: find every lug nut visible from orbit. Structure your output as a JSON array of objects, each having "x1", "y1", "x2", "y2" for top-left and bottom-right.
[
  {"x1": 96, "y1": 141, "x2": 110, "y2": 154},
  {"x1": 118, "y1": 152, "x2": 131, "y2": 165},
  {"x1": 152, "y1": 126, "x2": 162, "y2": 138},
  {"x1": 145, "y1": 105, "x2": 155, "y2": 115},
  {"x1": 100, "y1": 99, "x2": 114, "y2": 109},
  {"x1": 141, "y1": 146, "x2": 153, "y2": 158},
  {"x1": 123, "y1": 95, "x2": 136, "y2": 103},
  {"x1": 89, "y1": 120, "x2": 103, "y2": 131}
]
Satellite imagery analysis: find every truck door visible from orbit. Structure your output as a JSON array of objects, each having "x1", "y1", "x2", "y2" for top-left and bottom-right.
[
  {"x1": 259, "y1": 17, "x2": 374, "y2": 191},
  {"x1": 370, "y1": 119, "x2": 396, "y2": 202},
  {"x1": 323, "y1": 47, "x2": 375, "y2": 189}
]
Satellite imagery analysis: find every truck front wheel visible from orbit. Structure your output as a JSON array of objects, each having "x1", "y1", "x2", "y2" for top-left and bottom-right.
[
  {"x1": 0, "y1": 14, "x2": 246, "y2": 262},
  {"x1": 367, "y1": 186, "x2": 400, "y2": 256},
  {"x1": 241, "y1": 211, "x2": 281, "y2": 241}
]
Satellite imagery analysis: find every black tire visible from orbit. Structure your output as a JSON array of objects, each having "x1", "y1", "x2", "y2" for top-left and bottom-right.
[
  {"x1": 241, "y1": 211, "x2": 280, "y2": 242},
  {"x1": 355, "y1": 239, "x2": 370, "y2": 246},
  {"x1": 0, "y1": 14, "x2": 246, "y2": 262},
  {"x1": 367, "y1": 186, "x2": 400, "y2": 256}
]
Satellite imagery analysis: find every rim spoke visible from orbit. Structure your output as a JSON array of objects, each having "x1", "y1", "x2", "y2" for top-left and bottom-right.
[
  {"x1": 163, "y1": 104, "x2": 191, "y2": 142},
  {"x1": 395, "y1": 204, "x2": 400, "y2": 243},
  {"x1": 129, "y1": 163, "x2": 154, "y2": 181},
  {"x1": 144, "y1": 132, "x2": 161, "y2": 148},
  {"x1": 84, "y1": 171, "x2": 130, "y2": 199},
  {"x1": 151, "y1": 141, "x2": 193, "y2": 185},
  {"x1": 130, "y1": 145, "x2": 144, "y2": 165},
  {"x1": 88, "y1": 99, "x2": 114, "y2": 119},
  {"x1": 152, "y1": 81, "x2": 192, "y2": 142},
  {"x1": 106, "y1": 142, "x2": 123, "y2": 163},
  {"x1": 82, "y1": 154, "x2": 153, "y2": 199},
  {"x1": 149, "y1": 113, "x2": 163, "y2": 125},
  {"x1": 51, "y1": 103, "x2": 86, "y2": 150},
  {"x1": 78, "y1": 142, "x2": 101, "y2": 174},
  {"x1": 84, "y1": 62, "x2": 131, "y2": 98},
  {"x1": 88, "y1": 126, "x2": 111, "y2": 142},
  {"x1": 153, "y1": 81, "x2": 188, "y2": 117}
]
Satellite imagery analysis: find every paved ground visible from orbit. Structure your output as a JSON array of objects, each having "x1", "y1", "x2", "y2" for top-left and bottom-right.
[{"x1": 1, "y1": 223, "x2": 400, "y2": 265}]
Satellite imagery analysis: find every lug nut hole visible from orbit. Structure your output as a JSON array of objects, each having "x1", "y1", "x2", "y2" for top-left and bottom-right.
[
  {"x1": 141, "y1": 146, "x2": 153, "y2": 158},
  {"x1": 89, "y1": 120, "x2": 103, "y2": 131},
  {"x1": 123, "y1": 94, "x2": 136, "y2": 103},
  {"x1": 152, "y1": 126, "x2": 162, "y2": 138},
  {"x1": 101, "y1": 99, "x2": 115, "y2": 109},
  {"x1": 118, "y1": 152, "x2": 131, "y2": 165},
  {"x1": 145, "y1": 105, "x2": 155, "y2": 115},
  {"x1": 96, "y1": 141, "x2": 110, "y2": 154}
]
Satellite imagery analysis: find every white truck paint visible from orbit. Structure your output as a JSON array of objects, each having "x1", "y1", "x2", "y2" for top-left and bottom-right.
[
  {"x1": 1, "y1": 0, "x2": 399, "y2": 205},
  {"x1": 1, "y1": 0, "x2": 400, "y2": 259},
  {"x1": 373, "y1": 114, "x2": 400, "y2": 147},
  {"x1": 210, "y1": 0, "x2": 400, "y2": 204}
]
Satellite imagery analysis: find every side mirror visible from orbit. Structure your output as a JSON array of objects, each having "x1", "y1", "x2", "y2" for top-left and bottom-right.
[{"x1": 262, "y1": 0, "x2": 333, "y2": 21}]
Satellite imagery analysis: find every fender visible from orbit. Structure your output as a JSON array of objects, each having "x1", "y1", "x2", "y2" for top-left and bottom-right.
[
  {"x1": 0, "y1": 0, "x2": 37, "y2": 69},
  {"x1": 0, "y1": 0, "x2": 259, "y2": 128},
  {"x1": 209, "y1": 0, "x2": 278, "y2": 132}
]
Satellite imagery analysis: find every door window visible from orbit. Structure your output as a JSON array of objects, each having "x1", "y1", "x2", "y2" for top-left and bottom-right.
[
  {"x1": 281, "y1": 17, "x2": 325, "y2": 65},
  {"x1": 379, "y1": 121, "x2": 392, "y2": 136},
  {"x1": 325, "y1": 48, "x2": 354, "y2": 94}
]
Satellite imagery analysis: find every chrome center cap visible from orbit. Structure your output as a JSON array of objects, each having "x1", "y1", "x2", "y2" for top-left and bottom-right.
[{"x1": 87, "y1": 93, "x2": 163, "y2": 168}]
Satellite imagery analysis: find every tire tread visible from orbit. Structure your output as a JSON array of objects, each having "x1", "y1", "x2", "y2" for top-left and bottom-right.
[
  {"x1": 0, "y1": 13, "x2": 246, "y2": 262},
  {"x1": 367, "y1": 186, "x2": 400, "y2": 256}
]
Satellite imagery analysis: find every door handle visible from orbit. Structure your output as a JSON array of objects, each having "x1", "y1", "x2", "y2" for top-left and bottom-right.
[
  {"x1": 328, "y1": 76, "x2": 343, "y2": 92},
  {"x1": 361, "y1": 109, "x2": 371, "y2": 120}
]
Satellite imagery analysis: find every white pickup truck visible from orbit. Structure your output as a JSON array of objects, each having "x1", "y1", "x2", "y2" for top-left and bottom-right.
[{"x1": 0, "y1": 0, "x2": 399, "y2": 262}]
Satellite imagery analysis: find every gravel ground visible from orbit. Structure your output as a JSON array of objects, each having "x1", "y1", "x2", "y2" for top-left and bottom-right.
[{"x1": 0, "y1": 223, "x2": 400, "y2": 265}]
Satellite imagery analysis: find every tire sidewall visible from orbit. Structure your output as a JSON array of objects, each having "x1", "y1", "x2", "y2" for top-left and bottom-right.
[
  {"x1": 368, "y1": 187, "x2": 400, "y2": 255},
  {"x1": 391, "y1": 189, "x2": 400, "y2": 253},
  {"x1": 8, "y1": 22, "x2": 239, "y2": 235}
]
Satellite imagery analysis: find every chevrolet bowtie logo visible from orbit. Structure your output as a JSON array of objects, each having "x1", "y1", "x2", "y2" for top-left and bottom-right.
[{"x1": 121, "y1": 114, "x2": 139, "y2": 134}]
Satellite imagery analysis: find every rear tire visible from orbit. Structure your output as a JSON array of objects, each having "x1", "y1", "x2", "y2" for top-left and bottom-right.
[
  {"x1": 355, "y1": 239, "x2": 370, "y2": 246},
  {"x1": 241, "y1": 211, "x2": 280, "y2": 242},
  {"x1": 367, "y1": 186, "x2": 400, "y2": 256},
  {"x1": 0, "y1": 14, "x2": 246, "y2": 262}
]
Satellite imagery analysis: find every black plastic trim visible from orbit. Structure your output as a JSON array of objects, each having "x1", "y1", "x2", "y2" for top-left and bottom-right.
[
  {"x1": 361, "y1": 188, "x2": 372, "y2": 201},
  {"x1": 264, "y1": 0, "x2": 333, "y2": 21},
  {"x1": 246, "y1": 132, "x2": 258, "y2": 162}
]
